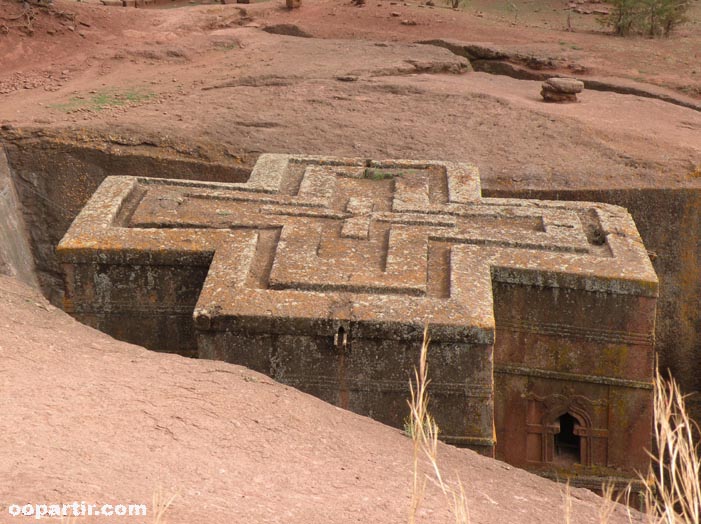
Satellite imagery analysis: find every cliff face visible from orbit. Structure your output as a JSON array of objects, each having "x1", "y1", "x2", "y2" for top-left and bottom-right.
[{"x1": 0, "y1": 146, "x2": 37, "y2": 289}]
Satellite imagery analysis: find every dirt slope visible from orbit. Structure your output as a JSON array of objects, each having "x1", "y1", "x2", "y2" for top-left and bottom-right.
[
  {"x1": 249, "y1": 0, "x2": 701, "y2": 97},
  {"x1": 0, "y1": 1, "x2": 699, "y2": 189},
  {"x1": 0, "y1": 274, "x2": 638, "y2": 523}
]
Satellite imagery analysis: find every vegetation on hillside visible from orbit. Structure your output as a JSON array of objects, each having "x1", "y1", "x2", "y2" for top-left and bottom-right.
[{"x1": 601, "y1": 0, "x2": 695, "y2": 37}]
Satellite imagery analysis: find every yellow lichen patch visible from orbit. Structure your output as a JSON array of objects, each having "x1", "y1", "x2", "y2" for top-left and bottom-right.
[{"x1": 595, "y1": 344, "x2": 629, "y2": 377}]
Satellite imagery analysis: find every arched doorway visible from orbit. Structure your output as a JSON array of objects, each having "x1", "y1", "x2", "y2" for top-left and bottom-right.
[{"x1": 554, "y1": 413, "x2": 581, "y2": 465}]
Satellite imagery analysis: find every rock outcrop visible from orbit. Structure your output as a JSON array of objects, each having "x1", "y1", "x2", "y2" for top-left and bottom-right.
[{"x1": 541, "y1": 77, "x2": 585, "y2": 102}]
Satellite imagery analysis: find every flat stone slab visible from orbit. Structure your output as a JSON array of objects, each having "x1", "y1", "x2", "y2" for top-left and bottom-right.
[
  {"x1": 544, "y1": 77, "x2": 585, "y2": 94},
  {"x1": 540, "y1": 77, "x2": 584, "y2": 102},
  {"x1": 58, "y1": 154, "x2": 658, "y2": 472},
  {"x1": 541, "y1": 77, "x2": 585, "y2": 102}
]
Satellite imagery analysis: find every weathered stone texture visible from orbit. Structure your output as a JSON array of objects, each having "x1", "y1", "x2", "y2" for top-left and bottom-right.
[
  {"x1": 486, "y1": 186, "x2": 701, "y2": 425},
  {"x1": 541, "y1": 77, "x2": 584, "y2": 103},
  {"x1": 494, "y1": 282, "x2": 656, "y2": 479},
  {"x1": 58, "y1": 154, "x2": 658, "y2": 478},
  {"x1": 0, "y1": 146, "x2": 37, "y2": 287}
]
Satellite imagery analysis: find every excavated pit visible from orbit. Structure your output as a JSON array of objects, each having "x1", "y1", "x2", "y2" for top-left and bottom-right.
[
  {"x1": 1, "y1": 132, "x2": 700, "y2": 424},
  {"x1": 1, "y1": 134, "x2": 255, "y2": 306}
]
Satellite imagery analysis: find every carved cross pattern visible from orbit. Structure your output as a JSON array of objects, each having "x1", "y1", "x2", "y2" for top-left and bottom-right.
[{"x1": 58, "y1": 154, "x2": 657, "y2": 342}]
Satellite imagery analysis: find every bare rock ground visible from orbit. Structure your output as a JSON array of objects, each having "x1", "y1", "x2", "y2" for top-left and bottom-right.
[
  {"x1": 0, "y1": 1, "x2": 699, "y2": 189},
  {"x1": 0, "y1": 275, "x2": 638, "y2": 523}
]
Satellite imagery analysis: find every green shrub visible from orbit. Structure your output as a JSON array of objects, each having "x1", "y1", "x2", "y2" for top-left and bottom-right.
[{"x1": 601, "y1": 0, "x2": 694, "y2": 37}]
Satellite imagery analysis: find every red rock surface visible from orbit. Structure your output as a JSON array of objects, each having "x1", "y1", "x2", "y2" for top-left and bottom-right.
[
  {"x1": 0, "y1": 275, "x2": 639, "y2": 523},
  {"x1": 1, "y1": 0, "x2": 699, "y2": 189}
]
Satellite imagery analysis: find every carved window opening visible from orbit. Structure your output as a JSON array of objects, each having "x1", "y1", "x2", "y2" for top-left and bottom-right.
[
  {"x1": 333, "y1": 326, "x2": 348, "y2": 352},
  {"x1": 526, "y1": 393, "x2": 604, "y2": 468},
  {"x1": 554, "y1": 413, "x2": 580, "y2": 465}
]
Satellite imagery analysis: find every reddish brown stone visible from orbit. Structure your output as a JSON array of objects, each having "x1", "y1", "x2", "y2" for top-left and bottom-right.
[
  {"x1": 542, "y1": 77, "x2": 584, "y2": 103},
  {"x1": 58, "y1": 154, "x2": 658, "y2": 482}
]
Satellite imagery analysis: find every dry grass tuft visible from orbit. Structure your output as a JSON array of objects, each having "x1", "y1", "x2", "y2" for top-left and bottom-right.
[
  {"x1": 544, "y1": 364, "x2": 701, "y2": 524},
  {"x1": 407, "y1": 332, "x2": 701, "y2": 524},
  {"x1": 581, "y1": 363, "x2": 700, "y2": 524},
  {"x1": 152, "y1": 487, "x2": 177, "y2": 524},
  {"x1": 643, "y1": 365, "x2": 701, "y2": 524},
  {"x1": 408, "y1": 325, "x2": 470, "y2": 524},
  {"x1": 561, "y1": 479, "x2": 573, "y2": 524},
  {"x1": 599, "y1": 481, "x2": 634, "y2": 524}
]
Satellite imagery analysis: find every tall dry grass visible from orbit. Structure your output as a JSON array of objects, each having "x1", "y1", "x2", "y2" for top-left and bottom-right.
[
  {"x1": 408, "y1": 329, "x2": 701, "y2": 524},
  {"x1": 643, "y1": 366, "x2": 701, "y2": 524},
  {"x1": 598, "y1": 482, "x2": 634, "y2": 524},
  {"x1": 598, "y1": 365, "x2": 701, "y2": 524},
  {"x1": 407, "y1": 326, "x2": 470, "y2": 524}
]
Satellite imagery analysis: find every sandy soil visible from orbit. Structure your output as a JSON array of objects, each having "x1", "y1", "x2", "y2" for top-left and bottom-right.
[
  {"x1": 0, "y1": 2, "x2": 698, "y2": 191},
  {"x1": 252, "y1": 0, "x2": 701, "y2": 96},
  {"x1": 3, "y1": 0, "x2": 700, "y2": 94},
  {"x1": 0, "y1": 0, "x2": 699, "y2": 191},
  {"x1": 0, "y1": 274, "x2": 640, "y2": 524}
]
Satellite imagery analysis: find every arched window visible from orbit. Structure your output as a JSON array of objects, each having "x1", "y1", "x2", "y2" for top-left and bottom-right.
[
  {"x1": 333, "y1": 325, "x2": 348, "y2": 351},
  {"x1": 554, "y1": 413, "x2": 580, "y2": 465}
]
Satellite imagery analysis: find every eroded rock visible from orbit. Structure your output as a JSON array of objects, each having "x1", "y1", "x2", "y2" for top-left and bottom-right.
[{"x1": 542, "y1": 76, "x2": 584, "y2": 102}]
